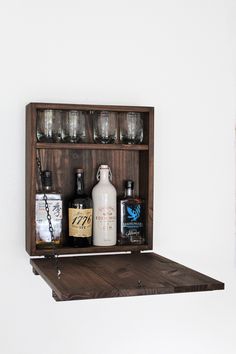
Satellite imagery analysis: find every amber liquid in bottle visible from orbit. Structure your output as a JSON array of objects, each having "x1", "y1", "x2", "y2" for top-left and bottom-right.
[
  {"x1": 118, "y1": 180, "x2": 145, "y2": 245},
  {"x1": 68, "y1": 169, "x2": 93, "y2": 247}
]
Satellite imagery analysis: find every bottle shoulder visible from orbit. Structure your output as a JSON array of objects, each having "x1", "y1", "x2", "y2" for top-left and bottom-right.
[
  {"x1": 69, "y1": 194, "x2": 92, "y2": 208},
  {"x1": 119, "y1": 196, "x2": 143, "y2": 204},
  {"x1": 92, "y1": 181, "x2": 117, "y2": 193}
]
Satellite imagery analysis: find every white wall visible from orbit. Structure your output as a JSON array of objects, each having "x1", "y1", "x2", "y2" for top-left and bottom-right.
[{"x1": 0, "y1": 0, "x2": 235, "y2": 353}]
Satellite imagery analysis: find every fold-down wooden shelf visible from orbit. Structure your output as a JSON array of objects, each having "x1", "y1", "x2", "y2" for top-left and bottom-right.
[
  {"x1": 31, "y1": 253, "x2": 224, "y2": 301},
  {"x1": 26, "y1": 103, "x2": 224, "y2": 301}
]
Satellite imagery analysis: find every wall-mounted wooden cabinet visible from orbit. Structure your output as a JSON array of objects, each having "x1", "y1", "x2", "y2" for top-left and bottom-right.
[{"x1": 26, "y1": 102, "x2": 224, "y2": 301}]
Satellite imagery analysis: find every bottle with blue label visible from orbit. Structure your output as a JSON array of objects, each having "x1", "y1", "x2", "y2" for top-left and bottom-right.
[{"x1": 118, "y1": 180, "x2": 145, "y2": 245}]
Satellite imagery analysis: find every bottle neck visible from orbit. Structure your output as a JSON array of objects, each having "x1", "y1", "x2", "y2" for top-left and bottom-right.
[
  {"x1": 42, "y1": 185, "x2": 52, "y2": 193},
  {"x1": 75, "y1": 173, "x2": 85, "y2": 195},
  {"x1": 99, "y1": 169, "x2": 110, "y2": 183},
  {"x1": 125, "y1": 187, "x2": 134, "y2": 198}
]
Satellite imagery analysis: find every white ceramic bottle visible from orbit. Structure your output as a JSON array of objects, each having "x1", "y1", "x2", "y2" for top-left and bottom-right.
[{"x1": 92, "y1": 165, "x2": 117, "y2": 246}]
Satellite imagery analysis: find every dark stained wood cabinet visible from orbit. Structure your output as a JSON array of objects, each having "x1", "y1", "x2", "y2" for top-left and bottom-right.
[{"x1": 26, "y1": 102, "x2": 224, "y2": 301}]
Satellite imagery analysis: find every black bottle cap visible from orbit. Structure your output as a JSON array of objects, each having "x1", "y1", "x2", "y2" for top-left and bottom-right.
[
  {"x1": 41, "y1": 170, "x2": 52, "y2": 187},
  {"x1": 125, "y1": 180, "x2": 134, "y2": 189}
]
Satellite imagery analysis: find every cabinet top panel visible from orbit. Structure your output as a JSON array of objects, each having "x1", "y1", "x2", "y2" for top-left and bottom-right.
[{"x1": 27, "y1": 102, "x2": 154, "y2": 113}]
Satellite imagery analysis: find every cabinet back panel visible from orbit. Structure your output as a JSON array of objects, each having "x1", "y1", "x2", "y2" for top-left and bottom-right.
[
  {"x1": 36, "y1": 148, "x2": 146, "y2": 246},
  {"x1": 36, "y1": 149, "x2": 140, "y2": 197}
]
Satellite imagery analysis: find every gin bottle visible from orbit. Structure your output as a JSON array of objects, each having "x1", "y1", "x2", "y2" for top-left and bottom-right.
[
  {"x1": 92, "y1": 165, "x2": 117, "y2": 246},
  {"x1": 118, "y1": 180, "x2": 145, "y2": 245}
]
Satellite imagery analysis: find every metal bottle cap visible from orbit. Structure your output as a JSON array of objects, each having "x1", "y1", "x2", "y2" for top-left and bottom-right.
[{"x1": 125, "y1": 180, "x2": 134, "y2": 189}]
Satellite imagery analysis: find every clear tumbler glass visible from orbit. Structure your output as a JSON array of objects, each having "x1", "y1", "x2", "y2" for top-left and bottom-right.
[
  {"x1": 62, "y1": 110, "x2": 86, "y2": 143},
  {"x1": 37, "y1": 110, "x2": 62, "y2": 143},
  {"x1": 93, "y1": 111, "x2": 117, "y2": 144},
  {"x1": 37, "y1": 110, "x2": 54, "y2": 142},
  {"x1": 52, "y1": 110, "x2": 62, "y2": 142},
  {"x1": 119, "y1": 112, "x2": 143, "y2": 144}
]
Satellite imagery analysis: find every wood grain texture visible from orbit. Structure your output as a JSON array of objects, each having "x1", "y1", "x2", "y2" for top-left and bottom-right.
[
  {"x1": 36, "y1": 143, "x2": 149, "y2": 150},
  {"x1": 30, "y1": 252, "x2": 224, "y2": 301},
  {"x1": 26, "y1": 103, "x2": 37, "y2": 255},
  {"x1": 29, "y1": 102, "x2": 153, "y2": 112},
  {"x1": 34, "y1": 244, "x2": 150, "y2": 256}
]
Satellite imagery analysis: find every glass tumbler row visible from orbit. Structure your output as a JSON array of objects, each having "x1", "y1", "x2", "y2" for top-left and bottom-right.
[
  {"x1": 37, "y1": 110, "x2": 143, "y2": 144},
  {"x1": 37, "y1": 110, "x2": 86, "y2": 143}
]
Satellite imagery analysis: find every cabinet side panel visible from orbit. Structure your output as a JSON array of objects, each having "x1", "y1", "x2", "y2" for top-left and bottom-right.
[
  {"x1": 148, "y1": 108, "x2": 154, "y2": 249},
  {"x1": 139, "y1": 109, "x2": 154, "y2": 249},
  {"x1": 26, "y1": 104, "x2": 37, "y2": 255}
]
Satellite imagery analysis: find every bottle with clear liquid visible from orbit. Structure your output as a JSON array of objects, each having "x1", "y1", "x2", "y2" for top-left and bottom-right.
[
  {"x1": 118, "y1": 180, "x2": 145, "y2": 245},
  {"x1": 35, "y1": 170, "x2": 63, "y2": 248},
  {"x1": 68, "y1": 169, "x2": 93, "y2": 247},
  {"x1": 92, "y1": 165, "x2": 117, "y2": 246}
]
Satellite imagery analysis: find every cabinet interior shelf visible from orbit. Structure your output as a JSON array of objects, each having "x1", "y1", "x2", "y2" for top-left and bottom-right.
[
  {"x1": 36, "y1": 143, "x2": 149, "y2": 151},
  {"x1": 34, "y1": 244, "x2": 150, "y2": 256}
]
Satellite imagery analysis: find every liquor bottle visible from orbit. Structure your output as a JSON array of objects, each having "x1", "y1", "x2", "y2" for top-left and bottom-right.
[
  {"x1": 92, "y1": 165, "x2": 117, "y2": 246},
  {"x1": 118, "y1": 180, "x2": 145, "y2": 245},
  {"x1": 68, "y1": 168, "x2": 93, "y2": 247},
  {"x1": 35, "y1": 170, "x2": 63, "y2": 248}
]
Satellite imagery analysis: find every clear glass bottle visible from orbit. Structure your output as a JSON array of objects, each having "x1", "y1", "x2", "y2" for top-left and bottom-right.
[
  {"x1": 68, "y1": 169, "x2": 93, "y2": 247},
  {"x1": 92, "y1": 165, "x2": 117, "y2": 246},
  {"x1": 118, "y1": 180, "x2": 145, "y2": 245},
  {"x1": 35, "y1": 170, "x2": 63, "y2": 248}
]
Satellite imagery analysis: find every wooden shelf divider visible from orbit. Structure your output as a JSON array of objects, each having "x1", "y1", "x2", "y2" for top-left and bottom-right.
[{"x1": 36, "y1": 143, "x2": 149, "y2": 151}]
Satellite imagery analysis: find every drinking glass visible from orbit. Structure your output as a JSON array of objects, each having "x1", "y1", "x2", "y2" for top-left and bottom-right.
[
  {"x1": 37, "y1": 110, "x2": 62, "y2": 143},
  {"x1": 93, "y1": 111, "x2": 117, "y2": 144},
  {"x1": 62, "y1": 110, "x2": 86, "y2": 143},
  {"x1": 119, "y1": 112, "x2": 143, "y2": 144},
  {"x1": 52, "y1": 110, "x2": 62, "y2": 142},
  {"x1": 37, "y1": 110, "x2": 54, "y2": 142}
]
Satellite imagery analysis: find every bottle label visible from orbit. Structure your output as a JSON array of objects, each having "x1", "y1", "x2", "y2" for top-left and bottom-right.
[
  {"x1": 36, "y1": 200, "x2": 62, "y2": 222},
  {"x1": 69, "y1": 208, "x2": 93, "y2": 237},
  {"x1": 95, "y1": 207, "x2": 116, "y2": 233},
  {"x1": 120, "y1": 203, "x2": 144, "y2": 243}
]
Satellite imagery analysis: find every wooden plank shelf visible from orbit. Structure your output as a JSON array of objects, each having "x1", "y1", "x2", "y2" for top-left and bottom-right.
[
  {"x1": 36, "y1": 143, "x2": 149, "y2": 151},
  {"x1": 34, "y1": 244, "x2": 151, "y2": 256},
  {"x1": 30, "y1": 252, "x2": 224, "y2": 301}
]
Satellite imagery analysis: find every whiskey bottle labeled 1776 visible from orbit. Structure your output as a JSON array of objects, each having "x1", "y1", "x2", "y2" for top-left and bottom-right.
[{"x1": 68, "y1": 168, "x2": 93, "y2": 247}]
